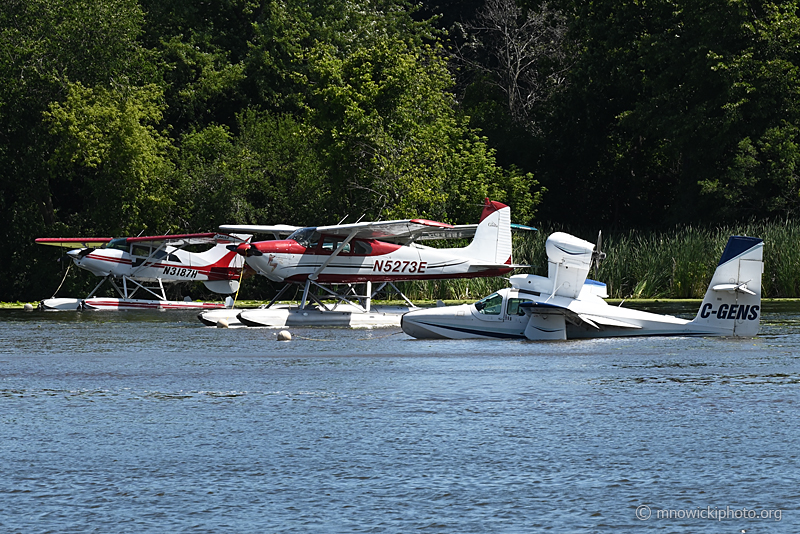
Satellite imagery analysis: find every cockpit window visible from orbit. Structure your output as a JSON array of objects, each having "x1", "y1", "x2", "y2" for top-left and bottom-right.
[
  {"x1": 322, "y1": 237, "x2": 351, "y2": 253},
  {"x1": 132, "y1": 245, "x2": 151, "y2": 258},
  {"x1": 152, "y1": 249, "x2": 175, "y2": 261},
  {"x1": 475, "y1": 292, "x2": 503, "y2": 315},
  {"x1": 105, "y1": 238, "x2": 128, "y2": 251},
  {"x1": 288, "y1": 227, "x2": 321, "y2": 249},
  {"x1": 507, "y1": 298, "x2": 531, "y2": 316},
  {"x1": 350, "y1": 241, "x2": 372, "y2": 255}
]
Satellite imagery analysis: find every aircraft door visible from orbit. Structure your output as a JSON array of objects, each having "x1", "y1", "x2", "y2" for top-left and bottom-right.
[
  {"x1": 131, "y1": 244, "x2": 150, "y2": 268},
  {"x1": 504, "y1": 297, "x2": 532, "y2": 330}
]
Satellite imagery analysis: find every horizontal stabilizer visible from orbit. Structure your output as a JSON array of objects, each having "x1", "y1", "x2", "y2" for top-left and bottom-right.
[{"x1": 712, "y1": 282, "x2": 756, "y2": 295}]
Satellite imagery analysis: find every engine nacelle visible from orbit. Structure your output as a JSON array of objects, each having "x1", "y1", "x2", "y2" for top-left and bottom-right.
[
  {"x1": 545, "y1": 232, "x2": 595, "y2": 299},
  {"x1": 545, "y1": 232, "x2": 595, "y2": 266}
]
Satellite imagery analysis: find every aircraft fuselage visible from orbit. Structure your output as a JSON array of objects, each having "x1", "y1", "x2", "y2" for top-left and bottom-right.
[
  {"x1": 242, "y1": 236, "x2": 513, "y2": 283},
  {"x1": 67, "y1": 246, "x2": 242, "y2": 283}
]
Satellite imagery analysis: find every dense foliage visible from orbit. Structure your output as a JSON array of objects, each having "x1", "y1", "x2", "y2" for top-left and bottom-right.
[{"x1": 2, "y1": 0, "x2": 799, "y2": 301}]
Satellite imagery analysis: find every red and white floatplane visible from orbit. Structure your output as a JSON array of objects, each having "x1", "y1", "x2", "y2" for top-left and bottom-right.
[
  {"x1": 36, "y1": 232, "x2": 250, "y2": 310},
  {"x1": 199, "y1": 199, "x2": 535, "y2": 327}
]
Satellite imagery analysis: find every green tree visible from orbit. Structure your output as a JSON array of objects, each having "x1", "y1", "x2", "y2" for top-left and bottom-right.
[
  {"x1": 247, "y1": 0, "x2": 544, "y2": 224},
  {"x1": 540, "y1": 0, "x2": 800, "y2": 226},
  {"x1": 44, "y1": 81, "x2": 174, "y2": 235},
  {"x1": 138, "y1": 0, "x2": 253, "y2": 130},
  {"x1": 175, "y1": 109, "x2": 328, "y2": 230},
  {"x1": 0, "y1": 0, "x2": 160, "y2": 300},
  {"x1": 698, "y1": 2, "x2": 800, "y2": 217}
]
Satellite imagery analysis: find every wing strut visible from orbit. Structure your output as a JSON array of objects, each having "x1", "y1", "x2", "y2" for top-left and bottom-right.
[
  {"x1": 130, "y1": 243, "x2": 169, "y2": 276},
  {"x1": 300, "y1": 229, "x2": 359, "y2": 310},
  {"x1": 308, "y1": 229, "x2": 359, "y2": 282}
]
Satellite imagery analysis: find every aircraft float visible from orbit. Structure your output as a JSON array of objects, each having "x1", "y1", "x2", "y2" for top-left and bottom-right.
[
  {"x1": 199, "y1": 199, "x2": 534, "y2": 327},
  {"x1": 401, "y1": 232, "x2": 764, "y2": 340},
  {"x1": 35, "y1": 232, "x2": 251, "y2": 310}
]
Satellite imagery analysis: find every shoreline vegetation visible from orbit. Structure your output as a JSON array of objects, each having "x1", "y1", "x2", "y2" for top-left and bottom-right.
[
  {"x1": 5, "y1": 299, "x2": 800, "y2": 311},
  {"x1": 19, "y1": 221, "x2": 800, "y2": 307},
  {"x1": 397, "y1": 220, "x2": 798, "y2": 301}
]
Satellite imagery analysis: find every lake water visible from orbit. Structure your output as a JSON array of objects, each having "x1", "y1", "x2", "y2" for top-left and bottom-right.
[{"x1": 1, "y1": 303, "x2": 799, "y2": 532}]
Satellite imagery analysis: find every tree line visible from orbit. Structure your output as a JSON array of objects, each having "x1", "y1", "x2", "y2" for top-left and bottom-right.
[{"x1": 2, "y1": 0, "x2": 798, "y2": 301}]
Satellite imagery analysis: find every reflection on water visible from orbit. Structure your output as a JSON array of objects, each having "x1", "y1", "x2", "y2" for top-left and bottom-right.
[{"x1": 1, "y1": 303, "x2": 799, "y2": 532}]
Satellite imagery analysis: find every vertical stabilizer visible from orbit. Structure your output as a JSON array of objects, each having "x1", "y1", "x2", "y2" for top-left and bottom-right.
[
  {"x1": 690, "y1": 236, "x2": 764, "y2": 337},
  {"x1": 463, "y1": 199, "x2": 512, "y2": 264}
]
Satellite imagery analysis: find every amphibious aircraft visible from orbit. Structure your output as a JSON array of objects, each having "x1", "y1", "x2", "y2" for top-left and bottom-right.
[
  {"x1": 36, "y1": 232, "x2": 251, "y2": 310},
  {"x1": 200, "y1": 199, "x2": 533, "y2": 327},
  {"x1": 401, "y1": 232, "x2": 764, "y2": 340}
]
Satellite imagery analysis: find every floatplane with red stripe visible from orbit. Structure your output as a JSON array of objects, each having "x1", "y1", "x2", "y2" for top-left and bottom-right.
[
  {"x1": 199, "y1": 199, "x2": 536, "y2": 327},
  {"x1": 36, "y1": 233, "x2": 250, "y2": 310}
]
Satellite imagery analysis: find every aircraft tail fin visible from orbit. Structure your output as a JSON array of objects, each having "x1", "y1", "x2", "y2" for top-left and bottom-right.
[
  {"x1": 462, "y1": 199, "x2": 512, "y2": 264},
  {"x1": 196, "y1": 234, "x2": 248, "y2": 294},
  {"x1": 689, "y1": 236, "x2": 764, "y2": 337}
]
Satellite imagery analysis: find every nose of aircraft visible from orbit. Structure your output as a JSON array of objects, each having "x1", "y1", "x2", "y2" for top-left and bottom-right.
[
  {"x1": 228, "y1": 242, "x2": 263, "y2": 257},
  {"x1": 401, "y1": 307, "x2": 455, "y2": 339},
  {"x1": 66, "y1": 248, "x2": 92, "y2": 261}
]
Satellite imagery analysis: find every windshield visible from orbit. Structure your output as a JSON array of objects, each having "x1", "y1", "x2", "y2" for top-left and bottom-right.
[
  {"x1": 287, "y1": 227, "x2": 321, "y2": 248},
  {"x1": 104, "y1": 238, "x2": 128, "y2": 251},
  {"x1": 474, "y1": 292, "x2": 503, "y2": 315}
]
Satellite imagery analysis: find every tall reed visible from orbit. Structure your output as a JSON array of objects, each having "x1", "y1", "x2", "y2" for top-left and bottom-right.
[{"x1": 396, "y1": 220, "x2": 800, "y2": 301}]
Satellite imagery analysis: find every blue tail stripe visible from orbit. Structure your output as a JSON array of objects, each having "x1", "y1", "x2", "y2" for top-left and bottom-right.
[{"x1": 718, "y1": 236, "x2": 763, "y2": 266}]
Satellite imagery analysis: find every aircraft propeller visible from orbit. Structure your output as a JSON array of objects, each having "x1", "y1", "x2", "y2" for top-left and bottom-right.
[
  {"x1": 592, "y1": 231, "x2": 606, "y2": 276},
  {"x1": 227, "y1": 243, "x2": 262, "y2": 257}
]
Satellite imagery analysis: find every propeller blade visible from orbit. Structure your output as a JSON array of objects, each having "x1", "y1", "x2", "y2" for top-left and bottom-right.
[
  {"x1": 230, "y1": 242, "x2": 263, "y2": 257},
  {"x1": 597, "y1": 231, "x2": 603, "y2": 257},
  {"x1": 592, "y1": 231, "x2": 606, "y2": 274}
]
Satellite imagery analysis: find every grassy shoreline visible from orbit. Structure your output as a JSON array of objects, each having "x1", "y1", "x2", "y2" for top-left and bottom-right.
[{"x1": 5, "y1": 297, "x2": 800, "y2": 311}]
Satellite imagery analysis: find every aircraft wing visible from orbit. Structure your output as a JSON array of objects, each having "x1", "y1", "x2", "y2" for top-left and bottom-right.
[
  {"x1": 383, "y1": 222, "x2": 537, "y2": 242},
  {"x1": 219, "y1": 224, "x2": 301, "y2": 237},
  {"x1": 36, "y1": 237, "x2": 112, "y2": 248},
  {"x1": 521, "y1": 300, "x2": 641, "y2": 329},
  {"x1": 315, "y1": 219, "x2": 478, "y2": 242},
  {"x1": 127, "y1": 233, "x2": 249, "y2": 247},
  {"x1": 218, "y1": 219, "x2": 534, "y2": 242}
]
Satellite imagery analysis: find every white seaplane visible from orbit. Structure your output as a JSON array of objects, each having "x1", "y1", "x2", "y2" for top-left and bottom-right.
[
  {"x1": 401, "y1": 232, "x2": 764, "y2": 340},
  {"x1": 199, "y1": 199, "x2": 533, "y2": 327},
  {"x1": 36, "y1": 232, "x2": 250, "y2": 310}
]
